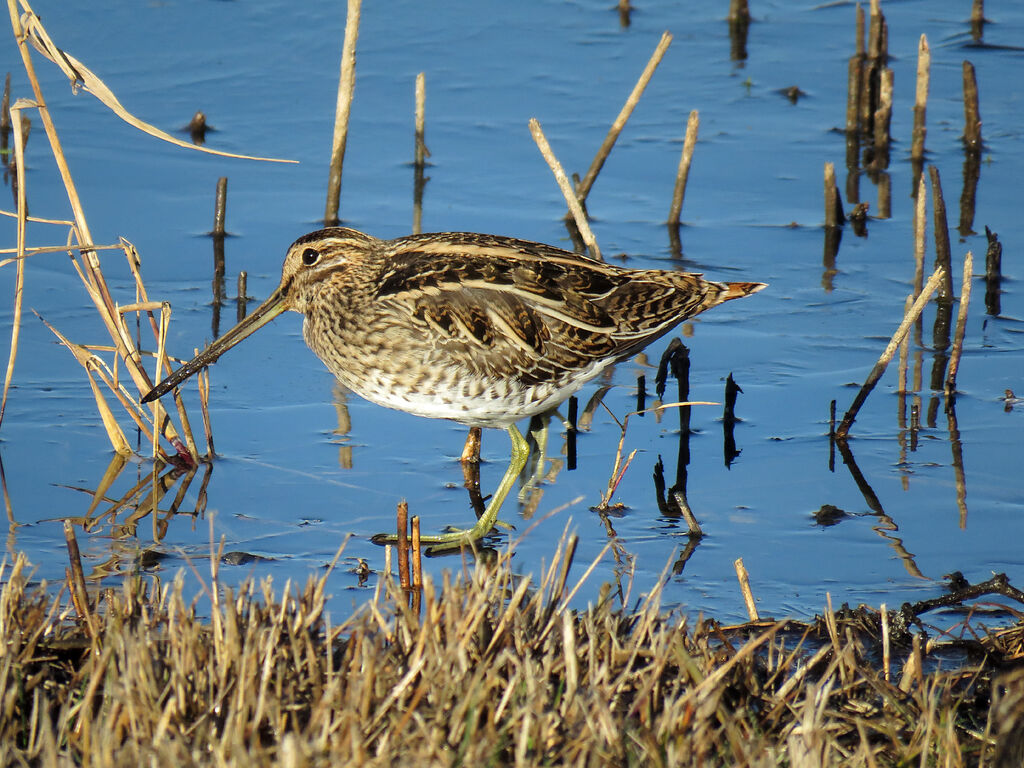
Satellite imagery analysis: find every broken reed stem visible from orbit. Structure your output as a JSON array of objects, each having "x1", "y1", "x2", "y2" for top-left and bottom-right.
[
  {"x1": 897, "y1": 295, "x2": 911, "y2": 394},
  {"x1": 728, "y1": 0, "x2": 750, "y2": 23},
  {"x1": 913, "y1": 173, "x2": 927, "y2": 298},
  {"x1": 676, "y1": 491, "x2": 703, "y2": 537},
  {"x1": 929, "y1": 166, "x2": 955, "y2": 302},
  {"x1": 911, "y1": 35, "x2": 930, "y2": 162},
  {"x1": 734, "y1": 557, "x2": 758, "y2": 621},
  {"x1": 63, "y1": 519, "x2": 98, "y2": 642},
  {"x1": 945, "y1": 251, "x2": 973, "y2": 395},
  {"x1": 971, "y1": 0, "x2": 984, "y2": 26},
  {"x1": 880, "y1": 602, "x2": 890, "y2": 682},
  {"x1": 528, "y1": 118, "x2": 601, "y2": 260},
  {"x1": 0, "y1": 108, "x2": 28, "y2": 429},
  {"x1": 324, "y1": 0, "x2": 362, "y2": 225},
  {"x1": 8, "y1": 6, "x2": 194, "y2": 458},
  {"x1": 212, "y1": 177, "x2": 227, "y2": 236},
  {"x1": 414, "y1": 72, "x2": 427, "y2": 166},
  {"x1": 867, "y1": 0, "x2": 882, "y2": 60},
  {"x1": 845, "y1": 54, "x2": 861, "y2": 135},
  {"x1": 236, "y1": 271, "x2": 247, "y2": 324},
  {"x1": 410, "y1": 516, "x2": 422, "y2": 589},
  {"x1": 396, "y1": 500, "x2": 410, "y2": 590},
  {"x1": 667, "y1": 110, "x2": 699, "y2": 226},
  {"x1": 575, "y1": 30, "x2": 673, "y2": 204},
  {"x1": 198, "y1": 367, "x2": 213, "y2": 457},
  {"x1": 835, "y1": 267, "x2": 945, "y2": 439},
  {"x1": 873, "y1": 67, "x2": 894, "y2": 154},
  {"x1": 824, "y1": 162, "x2": 843, "y2": 227},
  {"x1": 962, "y1": 61, "x2": 982, "y2": 152}
]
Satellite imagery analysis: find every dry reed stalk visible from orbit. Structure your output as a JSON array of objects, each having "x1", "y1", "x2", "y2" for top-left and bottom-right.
[
  {"x1": 575, "y1": 30, "x2": 673, "y2": 204},
  {"x1": 237, "y1": 270, "x2": 247, "y2": 323},
  {"x1": 846, "y1": 54, "x2": 862, "y2": 135},
  {"x1": 528, "y1": 117, "x2": 601, "y2": 260},
  {"x1": 8, "y1": 5, "x2": 198, "y2": 461},
  {"x1": 880, "y1": 602, "x2": 890, "y2": 682},
  {"x1": 667, "y1": 110, "x2": 699, "y2": 226},
  {"x1": 396, "y1": 500, "x2": 410, "y2": 590},
  {"x1": 913, "y1": 172, "x2": 927, "y2": 297},
  {"x1": 945, "y1": 251, "x2": 973, "y2": 395},
  {"x1": 835, "y1": 268, "x2": 945, "y2": 439},
  {"x1": 929, "y1": 166, "x2": 955, "y2": 301},
  {"x1": 911, "y1": 34, "x2": 930, "y2": 162},
  {"x1": 62, "y1": 519, "x2": 98, "y2": 643},
  {"x1": 414, "y1": 72, "x2": 427, "y2": 167},
  {"x1": 728, "y1": 0, "x2": 750, "y2": 23},
  {"x1": 962, "y1": 60, "x2": 982, "y2": 152},
  {"x1": 971, "y1": 0, "x2": 985, "y2": 27},
  {"x1": 873, "y1": 67, "x2": 893, "y2": 155},
  {"x1": 324, "y1": 0, "x2": 362, "y2": 224},
  {"x1": 897, "y1": 295, "x2": 912, "y2": 394},
  {"x1": 3, "y1": 541, "x2": 1023, "y2": 764},
  {"x1": 213, "y1": 176, "x2": 227, "y2": 236},
  {"x1": 36, "y1": 315, "x2": 166, "y2": 458},
  {"x1": 0, "y1": 107, "x2": 27, "y2": 429},
  {"x1": 120, "y1": 241, "x2": 200, "y2": 459},
  {"x1": 410, "y1": 516, "x2": 422, "y2": 589},
  {"x1": 824, "y1": 162, "x2": 843, "y2": 227},
  {"x1": 734, "y1": 557, "x2": 759, "y2": 621}
]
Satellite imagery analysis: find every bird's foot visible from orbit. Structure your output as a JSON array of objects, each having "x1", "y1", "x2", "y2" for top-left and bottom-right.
[{"x1": 370, "y1": 517, "x2": 514, "y2": 554}]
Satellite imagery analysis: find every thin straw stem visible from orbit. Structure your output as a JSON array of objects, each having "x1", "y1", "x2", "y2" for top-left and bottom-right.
[
  {"x1": 911, "y1": 35, "x2": 930, "y2": 162},
  {"x1": 324, "y1": 0, "x2": 362, "y2": 225},
  {"x1": 836, "y1": 267, "x2": 945, "y2": 439},
  {"x1": 667, "y1": 110, "x2": 699, "y2": 226},
  {"x1": 529, "y1": 118, "x2": 601, "y2": 260},
  {"x1": 945, "y1": 252, "x2": 973, "y2": 395},
  {"x1": 575, "y1": 31, "x2": 672, "y2": 203},
  {"x1": 0, "y1": 108, "x2": 27, "y2": 428}
]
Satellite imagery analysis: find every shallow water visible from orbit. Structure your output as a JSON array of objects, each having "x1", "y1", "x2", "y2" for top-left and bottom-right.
[{"x1": 1, "y1": 0, "x2": 1022, "y2": 624}]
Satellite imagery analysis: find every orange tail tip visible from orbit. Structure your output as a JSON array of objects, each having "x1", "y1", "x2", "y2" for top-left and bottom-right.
[{"x1": 721, "y1": 281, "x2": 767, "y2": 302}]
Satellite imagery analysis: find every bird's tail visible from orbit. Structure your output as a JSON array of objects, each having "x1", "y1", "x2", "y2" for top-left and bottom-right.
[{"x1": 718, "y1": 281, "x2": 767, "y2": 303}]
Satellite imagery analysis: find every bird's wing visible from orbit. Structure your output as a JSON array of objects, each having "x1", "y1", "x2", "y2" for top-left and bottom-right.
[{"x1": 373, "y1": 242, "x2": 712, "y2": 382}]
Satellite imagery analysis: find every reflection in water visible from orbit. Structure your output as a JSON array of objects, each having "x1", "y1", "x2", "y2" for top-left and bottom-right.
[
  {"x1": 833, "y1": 437, "x2": 925, "y2": 580},
  {"x1": 959, "y1": 149, "x2": 981, "y2": 237},
  {"x1": 331, "y1": 383, "x2": 354, "y2": 470},
  {"x1": 984, "y1": 226, "x2": 1003, "y2": 317},
  {"x1": 727, "y1": 0, "x2": 750, "y2": 63},
  {"x1": 27, "y1": 454, "x2": 216, "y2": 582},
  {"x1": 617, "y1": 0, "x2": 631, "y2": 29},
  {"x1": 946, "y1": 398, "x2": 968, "y2": 529},
  {"x1": 722, "y1": 374, "x2": 741, "y2": 467}
]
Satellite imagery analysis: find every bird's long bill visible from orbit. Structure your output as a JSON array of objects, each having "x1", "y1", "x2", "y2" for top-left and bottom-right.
[{"x1": 141, "y1": 283, "x2": 290, "y2": 403}]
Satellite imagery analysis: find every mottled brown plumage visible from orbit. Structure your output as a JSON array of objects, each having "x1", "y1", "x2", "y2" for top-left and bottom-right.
[{"x1": 144, "y1": 227, "x2": 764, "y2": 547}]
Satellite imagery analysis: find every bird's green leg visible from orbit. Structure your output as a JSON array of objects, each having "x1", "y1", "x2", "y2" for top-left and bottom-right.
[{"x1": 371, "y1": 423, "x2": 529, "y2": 551}]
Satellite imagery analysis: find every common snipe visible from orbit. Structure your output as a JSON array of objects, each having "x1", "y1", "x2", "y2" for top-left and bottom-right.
[{"x1": 144, "y1": 228, "x2": 765, "y2": 547}]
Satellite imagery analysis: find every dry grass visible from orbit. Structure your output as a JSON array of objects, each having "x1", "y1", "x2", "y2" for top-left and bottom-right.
[{"x1": 1, "y1": 539, "x2": 1022, "y2": 767}]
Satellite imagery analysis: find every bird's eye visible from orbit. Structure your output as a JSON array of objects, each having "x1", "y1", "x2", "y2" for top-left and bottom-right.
[{"x1": 301, "y1": 248, "x2": 320, "y2": 266}]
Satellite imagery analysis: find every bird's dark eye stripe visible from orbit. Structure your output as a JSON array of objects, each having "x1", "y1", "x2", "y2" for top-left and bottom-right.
[{"x1": 302, "y1": 248, "x2": 320, "y2": 266}]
